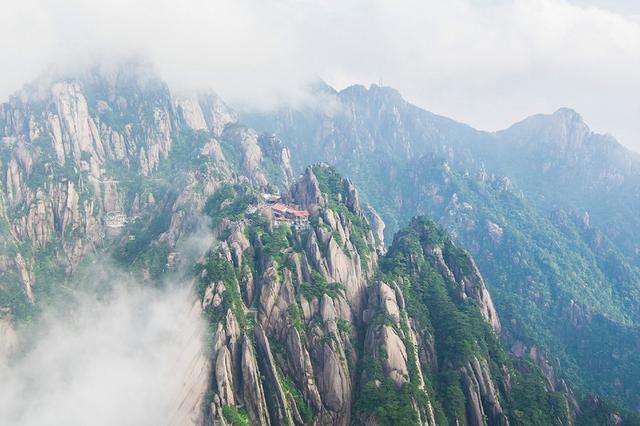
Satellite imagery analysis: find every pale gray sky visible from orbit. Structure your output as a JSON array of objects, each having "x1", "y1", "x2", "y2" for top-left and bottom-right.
[
  {"x1": 572, "y1": 0, "x2": 640, "y2": 15},
  {"x1": 1, "y1": 0, "x2": 639, "y2": 150}
]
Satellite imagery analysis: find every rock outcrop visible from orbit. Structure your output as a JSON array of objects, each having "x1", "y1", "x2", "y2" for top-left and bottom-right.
[
  {"x1": 199, "y1": 166, "x2": 378, "y2": 425},
  {"x1": 195, "y1": 168, "x2": 571, "y2": 425},
  {"x1": 168, "y1": 297, "x2": 212, "y2": 426}
]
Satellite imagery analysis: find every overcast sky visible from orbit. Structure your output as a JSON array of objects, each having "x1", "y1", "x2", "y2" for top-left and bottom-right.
[{"x1": 2, "y1": 0, "x2": 639, "y2": 149}]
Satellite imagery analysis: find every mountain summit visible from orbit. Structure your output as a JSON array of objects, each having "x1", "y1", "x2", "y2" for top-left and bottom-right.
[{"x1": 499, "y1": 107, "x2": 591, "y2": 151}]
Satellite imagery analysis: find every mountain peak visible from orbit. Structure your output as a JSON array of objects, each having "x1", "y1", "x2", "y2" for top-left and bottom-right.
[
  {"x1": 552, "y1": 107, "x2": 586, "y2": 126},
  {"x1": 338, "y1": 83, "x2": 404, "y2": 104},
  {"x1": 498, "y1": 106, "x2": 591, "y2": 151},
  {"x1": 308, "y1": 78, "x2": 338, "y2": 96}
]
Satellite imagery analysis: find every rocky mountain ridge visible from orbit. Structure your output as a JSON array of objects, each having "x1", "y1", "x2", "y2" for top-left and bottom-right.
[{"x1": 194, "y1": 165, "x2": 575, "y2": 425}]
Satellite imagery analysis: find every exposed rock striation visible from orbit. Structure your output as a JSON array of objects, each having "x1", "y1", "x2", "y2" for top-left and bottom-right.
[
  {"x1": 199, "y1": 166, "x2": 379, "y2": 425},
  {"x1": 195, "y1": 167, "x2": 572, "y2": 425}
]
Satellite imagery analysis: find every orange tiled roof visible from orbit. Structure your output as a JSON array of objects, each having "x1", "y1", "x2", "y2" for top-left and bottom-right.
[
  {"x1": 271, "y1": 203, "x2": 289, "y2": 212},
  {"x1": 271, "y1": 203, "x2": 309, "y2": 218}
]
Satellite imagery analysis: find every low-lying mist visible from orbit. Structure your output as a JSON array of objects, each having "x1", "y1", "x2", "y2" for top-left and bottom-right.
[{"x1": 0, "y1": 271, "x2": 206, "y2": 425}]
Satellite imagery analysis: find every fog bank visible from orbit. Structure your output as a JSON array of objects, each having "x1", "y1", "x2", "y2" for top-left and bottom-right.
[{"x1": 0, "y1": 280, "x2": 205, "y2": 426}]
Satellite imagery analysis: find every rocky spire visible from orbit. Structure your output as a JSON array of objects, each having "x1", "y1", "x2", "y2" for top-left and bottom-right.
[{"x1": 289, "y1": 166, "x2": 326, "y2": 210}]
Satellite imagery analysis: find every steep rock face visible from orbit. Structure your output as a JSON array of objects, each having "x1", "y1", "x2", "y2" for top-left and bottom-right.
[
  {"x1": 365, "y1": 204, "x2": 386, "y2": 255},
  {"x1": 458, "y1": 356, "x2": 506, "y2": 426},
  {"x1": 422, "y1": 241, "x2": 501, "y2": 333},
  {"x1": 289, "y1": 165, "x2": 326, "y2": 210},
  {"x1": 195, "y1": 168, "x2": 573, "y2": 426},
  {"x1": 174, "y1": 92, "x2": 237, "y2": 136},
  {"x1": 168, "y1": 297, "x2": 212, "y2": 426},
  {"x1": 356, "y1": 218, "x2": 515, "y2": 426},
  {"x1": 221, "y1": 126, "x2": 268, "y2": 187},
  {"x1": 361, "y1": 281, "x2": 435, "y2": 425},
  {"x1": 197, "y1": 166, "x2": 379, "y2": 425},
  {"x1": 367, "y1": 216, "x2": 577, "y2": 425},
  {"x1": 0, "y1": 61, "x2": 292, "y2": 318}
]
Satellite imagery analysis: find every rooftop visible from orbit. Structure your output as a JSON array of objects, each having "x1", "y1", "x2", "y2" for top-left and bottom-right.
[{"x1": 271, "y1": 203, "x2": 309, "y2": 219}]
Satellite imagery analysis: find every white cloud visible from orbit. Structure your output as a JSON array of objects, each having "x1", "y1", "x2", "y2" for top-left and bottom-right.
[
  {"x1": 1, "y1": 0, "x2": 640, "y2": 148},
  {"x1": 0, "y1": 275, "x2": 205, "y2": 426},
  {"x1": 0, "y1": 209, "x2": 212, "y2": 425}
]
